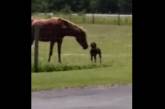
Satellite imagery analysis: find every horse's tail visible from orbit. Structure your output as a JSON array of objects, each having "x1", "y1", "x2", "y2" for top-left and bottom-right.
[{"x1": 31, "y1": 25, "x2": 34, "y2": 46}]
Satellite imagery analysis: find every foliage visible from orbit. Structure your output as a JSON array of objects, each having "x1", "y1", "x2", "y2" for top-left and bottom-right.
[{"x1": 32, "y1": 0, "x2": 132, "y2": 14}]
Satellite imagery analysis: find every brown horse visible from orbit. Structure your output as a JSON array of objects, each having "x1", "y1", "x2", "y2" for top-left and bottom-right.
[{"x1": 31, "y1": 17, "x2": 88, "y2": 63}]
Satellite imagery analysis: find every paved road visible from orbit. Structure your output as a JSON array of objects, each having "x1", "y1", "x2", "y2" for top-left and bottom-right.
[{"x1": 32, "y1": 85, "x2": 132, "y2": 109}]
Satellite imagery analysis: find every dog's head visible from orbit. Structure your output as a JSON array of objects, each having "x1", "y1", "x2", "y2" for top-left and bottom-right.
[{"x1": 90, "y1": 42, "x2": 97, "y2": 48}]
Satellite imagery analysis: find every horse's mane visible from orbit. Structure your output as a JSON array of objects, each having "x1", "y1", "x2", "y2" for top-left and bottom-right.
[
  {"x1": 31, "y1": 17, "x2": 86, "y2": 33},
  {"x1": 52, "y1": 17, "x2": 86, "y2": 32}
]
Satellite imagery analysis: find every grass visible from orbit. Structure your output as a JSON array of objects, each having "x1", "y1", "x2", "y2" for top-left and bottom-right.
[
  {"x1": 32, "y1": 63, "x2": 111, "y2": 72},
  {"x1": 32, "y1": 67, "x2": 131, "y2": 91},
  {"x1": 32, "y1": 23, "x2": 132, "y2": 91}
]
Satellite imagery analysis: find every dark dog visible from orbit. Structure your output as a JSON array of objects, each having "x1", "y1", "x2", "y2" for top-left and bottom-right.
[{"x1": 90, "y1": 42, "x2": 102, "y2": 63}]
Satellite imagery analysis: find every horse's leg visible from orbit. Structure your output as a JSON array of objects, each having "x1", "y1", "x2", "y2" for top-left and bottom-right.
[
  {"x1": 57, "y1": 39, "x2": 63, "y2": 63},
  {"x1": 48, "y1": 41, "x2": 55, "y2": 62}
]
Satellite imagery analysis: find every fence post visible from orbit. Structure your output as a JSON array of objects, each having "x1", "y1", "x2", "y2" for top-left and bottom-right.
[
  {"x1": 92, "y1": 13, "x2": 95, "y2": 24},
  {"x1": 118, "y1": 1, "x2": 121, "y2": 25},
  {"x1": 82, "y1": 14, "x2": 86, "y2": 23},
  {"x1": 118, "y1": 14, "x2": 120, "y2": 25},
  {"x1": 34, "y1": 26, "x2": 40, "y2": 72}
]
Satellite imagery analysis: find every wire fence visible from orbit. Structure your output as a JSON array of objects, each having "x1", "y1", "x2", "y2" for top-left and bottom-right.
[{"x1": 32, "y1": 13, "x2": 132, "y2": 25}]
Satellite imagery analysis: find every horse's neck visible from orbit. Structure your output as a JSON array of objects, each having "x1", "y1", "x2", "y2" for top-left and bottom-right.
[
  {"x1": 64, "y1": 35, "x2": 77, "y2": 39},
  {"x1": 63, "y1": 32, "x2": 78, "y2": 38}
]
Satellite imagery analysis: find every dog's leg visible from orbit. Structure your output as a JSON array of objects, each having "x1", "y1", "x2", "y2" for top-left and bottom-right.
[
  {"x1": 94, "y1": 55, "x2": 96, "y2": 63},
  {"x1": 91, "y1": 55, "x2": 93, "y2": 62},
  {"x1": 90, "y1": 50, "x2": 94, "y2": 63},
  {"x1": 99, "y1": 53, "x2": 102, "y2": 64}
]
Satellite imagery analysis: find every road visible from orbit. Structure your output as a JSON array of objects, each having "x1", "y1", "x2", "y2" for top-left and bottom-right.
[{"x1": 32, "y1": 85, "x2": 132, "y2": 109}]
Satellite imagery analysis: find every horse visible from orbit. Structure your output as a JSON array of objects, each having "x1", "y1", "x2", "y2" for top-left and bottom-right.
[{"x1": 31, "y1": 17, "x2": 88, "y2": 63}]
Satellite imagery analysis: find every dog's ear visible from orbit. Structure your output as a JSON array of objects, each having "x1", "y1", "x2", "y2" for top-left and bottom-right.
[{"x1": 93, "y1": 42, "x2": 96, "y2": 46}]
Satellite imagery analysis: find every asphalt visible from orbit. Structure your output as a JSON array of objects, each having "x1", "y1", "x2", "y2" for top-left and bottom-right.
[{"x1": 32, "y1": 85, "x2": 132, "y2": 109}]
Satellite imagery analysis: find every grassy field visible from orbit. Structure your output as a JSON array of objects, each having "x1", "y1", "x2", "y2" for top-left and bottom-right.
[{"x1": 32, "y1": 24, "x2": 132, "y2": 91}]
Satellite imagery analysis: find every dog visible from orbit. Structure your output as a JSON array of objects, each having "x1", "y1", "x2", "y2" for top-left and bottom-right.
[{"x1": 90, "y1": 42, "x2": 102, "y2": 63}]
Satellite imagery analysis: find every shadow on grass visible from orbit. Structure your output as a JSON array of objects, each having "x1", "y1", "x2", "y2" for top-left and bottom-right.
[{"x1": 32, "y1": 63, "x2": 112, "y2": 73}]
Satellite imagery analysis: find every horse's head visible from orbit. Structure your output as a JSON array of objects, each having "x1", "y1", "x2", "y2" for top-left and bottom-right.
[
  {"x1": 75, "y1": 30, "x2": 88, "y2": 49},
  {"x1": 58, "y1": 18, "x2": 88, "y2": 49}
]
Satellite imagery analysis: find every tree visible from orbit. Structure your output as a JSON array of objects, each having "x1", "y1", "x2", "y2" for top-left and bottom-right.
[
  {"x1": 60, "y1": 4, "x2": 72, "y2": 14},
  {"x1": 31, "y1": 0, "x2": 132, "y2": 14}
]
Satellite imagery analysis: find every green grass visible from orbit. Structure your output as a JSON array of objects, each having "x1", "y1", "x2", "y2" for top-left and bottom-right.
[
  {"x1": 32, "y1": 63, "x2": 111, "y2": 72},
  {"x1": 32, "y1": 24, "x2": 132, "y2": 91},
  {"x1": 32, "y1": 67, "x2": 131, "y2": 91}
]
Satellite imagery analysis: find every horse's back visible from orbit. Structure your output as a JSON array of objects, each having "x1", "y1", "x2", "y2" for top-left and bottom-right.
[
  {"x1": 31, "y1": 17, "x2": 62, "y2": 42},
  {"x1": 32, "y1": 17, "x2": 61, "y2": 26}
]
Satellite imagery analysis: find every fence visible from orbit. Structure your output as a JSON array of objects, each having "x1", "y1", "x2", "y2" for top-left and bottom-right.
[
  {"x1": 32, "y1": 13, "x2": 132, "y2": 25},
  {"x1": 33, "y1": 26, "x2": 40, "y2": 72}
]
